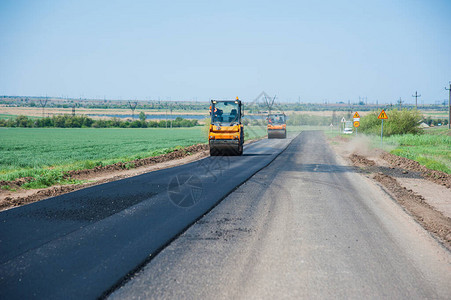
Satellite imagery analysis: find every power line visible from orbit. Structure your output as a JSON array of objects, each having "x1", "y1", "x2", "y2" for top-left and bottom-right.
[
  {"x1": 412, "y1": 91, "x2": 421, "y2": 109},
  {"x1": 170, "y1": 103, "x2": 173, "y2": 129},
  {"x1": 39, "y1": 95, "x2": 48, "y2": 117},
  {"x1": 128, "y1": 101, "x2": 138, "y2": 119},
  {"x1": 263, "y1": 92, "x2": 276, "y2": 115},
  {"x1": 397, "y1": 97, "x2": 403, "y2": 110}
]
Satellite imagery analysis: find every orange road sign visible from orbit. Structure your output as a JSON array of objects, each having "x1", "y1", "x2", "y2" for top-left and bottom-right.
[
  {"x1": 353, "y1": 112, "x2": 360, "y2": 118},
  {"x1": 378, "y1": 110, "x2": 388, "y2": 119},
  {"x1": 354, "y1": 121, "x2": 360, "y2": 127}
]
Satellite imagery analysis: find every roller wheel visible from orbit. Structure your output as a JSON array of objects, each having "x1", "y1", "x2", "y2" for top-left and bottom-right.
[
  {"x1": 210, "y1": 146, "x2": 220, "y2": 156},
  {"x1": 237, "y1": 144, "x2": 243, "y2": 156}
]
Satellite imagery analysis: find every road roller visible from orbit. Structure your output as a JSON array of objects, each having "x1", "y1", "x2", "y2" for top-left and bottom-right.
[
  {"x1": 267, "y1": 113, "x2": 287, "y2": 139},
  {"x1": 208, "y1": 98, "x2": 244, "y2": 156}
]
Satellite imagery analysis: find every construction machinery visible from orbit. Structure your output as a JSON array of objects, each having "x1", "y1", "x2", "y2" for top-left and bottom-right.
[
  {"x1": 209, "y1": 98, "x2": 244, "y2": 156},
  {"x1": 267, "y1": 113, "x2": 287, "y2": 139}
]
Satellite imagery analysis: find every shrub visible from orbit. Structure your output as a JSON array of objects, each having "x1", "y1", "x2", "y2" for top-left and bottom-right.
[{"x1": 359, "y1": 109, "x2": 423, "y2": 136}]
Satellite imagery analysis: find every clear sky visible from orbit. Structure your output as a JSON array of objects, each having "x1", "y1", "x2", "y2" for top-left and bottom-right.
[{"x1": 0, "y1": 0, "x2": 450, "y2": 103}]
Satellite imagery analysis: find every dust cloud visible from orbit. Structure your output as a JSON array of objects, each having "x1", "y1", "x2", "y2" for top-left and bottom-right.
[{"x1": 344, "y1": 135, "x2": 398, "y2": 157}]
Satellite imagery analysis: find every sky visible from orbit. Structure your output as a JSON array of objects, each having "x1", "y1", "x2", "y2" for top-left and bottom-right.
[{"x1": 0, "y1": 0, "x2": 450, "y2": 104}]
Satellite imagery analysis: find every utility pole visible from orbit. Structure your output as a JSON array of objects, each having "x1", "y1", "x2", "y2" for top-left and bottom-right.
[
  {"x1": 39, "y1": 95, "x2": 48, "y2": 118},
  {"x1": 397, "y1": 97, "x2": 403, "y2": 110},
  {"x1": 263, "y1": 92, "x2": 276, "y2": 115},
  {"x1": 412, "y1": 91, "x2": 421, "y2": 109},
  {"x1": 128, "y1": 100, "x2": 138, "y2": 119},
  {"x1": 170, "y1": 103, "x2": 173, "y2": 129},
  {"x1": 446, "y1": 82, "x2": 451, "y2": 130}
]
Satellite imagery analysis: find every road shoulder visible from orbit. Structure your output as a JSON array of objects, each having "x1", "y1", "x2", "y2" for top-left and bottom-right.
[{"x1": 328, "y1": 135, "x2": 451, "y2": 250}]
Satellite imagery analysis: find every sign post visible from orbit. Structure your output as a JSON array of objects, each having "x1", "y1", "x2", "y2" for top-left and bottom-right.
[
  {"x1": 353, "y1": 112, "x2": 360, "y2": 135},
  {"x1": 378, "y1": 109, "x2": 388, "y2": 148},
  {"x1": 341, "y1": 117, "x2": 346, "y2": 133}
]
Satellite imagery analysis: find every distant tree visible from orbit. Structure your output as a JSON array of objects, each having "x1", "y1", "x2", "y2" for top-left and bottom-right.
[{"x1": 139, "y1": 111, "x2": 146, "y2": 122}]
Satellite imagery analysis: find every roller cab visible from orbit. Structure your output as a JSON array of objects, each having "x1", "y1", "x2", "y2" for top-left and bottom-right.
[
  {"x1": 209, "y1": 98, "x2": 244, "y2": 156},
  {"x1": 267, "y1": 113, "x2": 287, "y2": 139}
]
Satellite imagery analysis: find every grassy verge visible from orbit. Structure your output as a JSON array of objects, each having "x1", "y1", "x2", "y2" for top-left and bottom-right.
[
  {"x1": 322, "y1": 126, "x2": 451, "y2": 174},
  {"x1": 384, "y1": 133, "x2": 451, "y2": 174}
]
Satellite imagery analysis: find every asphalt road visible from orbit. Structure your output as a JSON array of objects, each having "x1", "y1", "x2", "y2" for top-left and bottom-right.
[
  {"x1": 0, "y1": 135, "x2": 293, "y2": 299},
  {"x1": 111, "y1": 131, "x2": 451, "y2": 299}
]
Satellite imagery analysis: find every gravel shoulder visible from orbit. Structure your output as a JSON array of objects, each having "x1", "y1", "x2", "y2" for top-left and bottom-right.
[{"x1": 329, "y1": 135, "x2": 451, "y2": 249}]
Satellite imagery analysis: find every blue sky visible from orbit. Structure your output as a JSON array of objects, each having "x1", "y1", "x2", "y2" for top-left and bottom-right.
[{"x1": 0, "y1": 0, "x2": 450, "y2": 103}]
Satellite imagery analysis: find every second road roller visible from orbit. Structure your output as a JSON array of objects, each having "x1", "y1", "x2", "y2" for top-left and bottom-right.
[{"x1": 267, "y1": 113, "x2": 287, "y2": 139}]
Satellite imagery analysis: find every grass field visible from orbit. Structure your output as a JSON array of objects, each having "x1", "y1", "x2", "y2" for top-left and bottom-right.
[
  {"x1": 0, "y1": 126, "x2": 271, "y2": 188},
  {"x1": 385, "y1": 132, "x2": 451, "y2": 174},
  {"x1": 0, "y1": 114, "x2": 18, "y2": 120},
  {"x1": 420, "y1": 111, "x2": 448, "y2": 117},
  {"x1": 0, "y1": 114, "x2": 42, "y2": 120},
  {"x1": 324, "y1": 126, "x2": 451, "y2": 174}
]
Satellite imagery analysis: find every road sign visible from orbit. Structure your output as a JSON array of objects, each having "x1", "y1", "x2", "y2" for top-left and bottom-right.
[
  {"x1": 378, "y1": 110, "x2": 388, "y2": 119},
  {"x1": 341, "y1": 117, "x2": 346, "y2": 123},
  {"x1": 353, "y1": 112, "x2": 360, "y2": 119},
  {"x1": 354, "y1": 121, "x2": 360, "y2": 127},
  {"x1": 378, "y1": 110, "x2": 388, "y2": 148}
]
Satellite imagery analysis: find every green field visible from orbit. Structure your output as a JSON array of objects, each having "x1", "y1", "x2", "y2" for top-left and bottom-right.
[
  {"x1": 385, "y1": 132, "x2": 451, "y2": 174},
  {"x1": 0, "y1": 114, "x2": 17, "y2": 120},
  {"x1": 421, "y1": 111, "x2": 448, "y2": 116},
  {"x1": 0, "y1": 114, "x2": 42, "y2": 120},
  {"x1": 324, "y1": 126, "x2": 451, "y2": 174},
  {"x1": 0, "y1": 126, "x2": 270, "y2": 188}
]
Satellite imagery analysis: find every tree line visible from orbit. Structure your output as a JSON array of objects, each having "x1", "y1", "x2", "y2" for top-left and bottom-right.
[{"x1": 0, "y1": 115, "x2": 199, "y2": 128}]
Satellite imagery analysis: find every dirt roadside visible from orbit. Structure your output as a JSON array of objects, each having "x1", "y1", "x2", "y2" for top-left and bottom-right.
[
  {"x1": 329, "y1": 135, "x2": 451, "y2": 250},
  {"x1": 0, "y1": 138, "x2": 264, "y2": 212}
]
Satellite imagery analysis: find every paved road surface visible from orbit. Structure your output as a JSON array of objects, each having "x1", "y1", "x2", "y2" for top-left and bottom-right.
[
  {"x1": 111, "y1": 131, "x2": 451, "y2": 299},
  {"x1": 0, "y1": 136, "x2": 292, "y2": 299}
]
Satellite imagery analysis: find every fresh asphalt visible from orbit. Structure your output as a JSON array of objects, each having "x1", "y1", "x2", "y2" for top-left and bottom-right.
[
  {"x1": 111, "y1": 131, "x2": 451, "y2": 299},
  {"x1": 0, "y1": 135, "x2": 293, "y2": 299}
]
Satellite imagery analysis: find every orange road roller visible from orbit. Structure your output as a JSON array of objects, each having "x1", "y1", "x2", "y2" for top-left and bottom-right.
[
  {"x1": 267, "y1": 113, "x2": 287, "y2": 139},
  {"x1": 209, "y1": 98, "x2": 244, "y2": 156}
]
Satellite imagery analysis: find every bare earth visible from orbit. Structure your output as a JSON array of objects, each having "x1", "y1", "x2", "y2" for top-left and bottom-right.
[
  {"x1": 1, "y1": 106, "x2": 370, "y2": 118},
  {"x1": 329, "y1": 135, "x2": 451, "y2": 249},
  {"x1": 0, "y1": 106, "x2": 208, "y2": 117}
]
